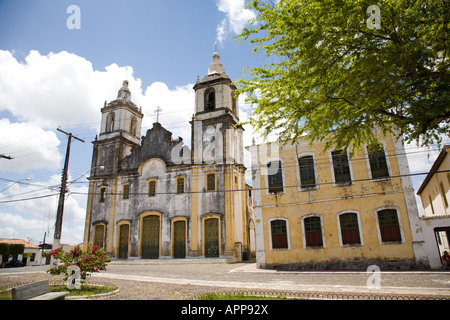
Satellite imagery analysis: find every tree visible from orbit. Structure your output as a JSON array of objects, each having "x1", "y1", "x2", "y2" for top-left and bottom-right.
[
  {"x1": 234, "y1": 0, "x2": 449, "y2": 152},
  {"x1": 0, "y1": 243, "x2": 24, "y2": 265},
  {"x1": 46, "y1": 243, "x2": 112, "y2": 280}
]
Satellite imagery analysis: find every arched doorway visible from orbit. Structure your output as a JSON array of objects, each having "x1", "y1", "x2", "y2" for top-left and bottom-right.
[
  {"x1": 204, "y1": 217, "x2": 219, "y2": 257},
  {"x1": 173, "y1": 220, "x2": 186, "y2": 258},
  {"x1": 118, "y1": 223, "x2": 129, "y2": 259},
  {"x1": 141, "y1": 214, "x2": 160, "y2": 259}
]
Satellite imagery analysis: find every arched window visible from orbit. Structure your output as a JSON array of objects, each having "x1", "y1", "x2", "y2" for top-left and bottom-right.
[
  {"x1": 339, "y1": 212, "x2": 361, "y2": 245},
  {"x1": 377, "y1": 209, "x2": 401, "y2": 242},
  {"x1": 267, "y1": 160, "x2": 283, "y2": 193},
  {"x1": 106, "y1": 112, "x2": 115, "y2": 133},
  {"x1": 205, "y1": 89, "x2": 216, "y2": 111},
  {"x1": 130, "y1": 116, "x2": 137, "y2": 136},
  {"x1": 303, "y1": 216, "x2": 323, "y2": 247},
  {"x1": 270, "y1": 219, "x2": 288, "y2": 249},
  {"x1": 298, "y1": 155, "x2": 316, "y2": 188}
]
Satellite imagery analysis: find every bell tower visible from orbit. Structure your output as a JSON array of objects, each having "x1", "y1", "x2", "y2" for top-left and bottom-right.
[
  {"x1": 192, "y1": 52, "x2": 244, "y2": 165},
  {"x1": 190, "y1": 52, "x2": 246, "y2": 259},
  {"x1": 91, "y1": 80, "x2": 144, "y2": 176}
]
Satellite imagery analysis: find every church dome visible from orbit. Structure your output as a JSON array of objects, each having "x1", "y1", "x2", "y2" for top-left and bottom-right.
[{"x1": 207, "y1": 52, "x2": 226, "y2": 75}]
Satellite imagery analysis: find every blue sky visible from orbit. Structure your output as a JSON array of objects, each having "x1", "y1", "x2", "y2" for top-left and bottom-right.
[{"x1": 0, "y1": 0, "x2": 442, "y2": 245}]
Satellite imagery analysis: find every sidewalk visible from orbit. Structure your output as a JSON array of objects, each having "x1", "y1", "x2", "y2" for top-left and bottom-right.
[{"x1": 91, "y1": 261, "x2": 450, "y2": 300}]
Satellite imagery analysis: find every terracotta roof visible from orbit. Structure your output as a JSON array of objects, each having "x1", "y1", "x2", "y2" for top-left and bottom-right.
[{"x1": 0, "y1": 238, "x2": 40, "y2": 249}]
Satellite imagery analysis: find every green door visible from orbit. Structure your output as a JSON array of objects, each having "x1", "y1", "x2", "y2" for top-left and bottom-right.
[
  {"x1": 173, "y1": 221, "x2": 186, "y2": 258},
  {"x1": 205, "y1": 218, "x2": 219, "y2": 257},
  {"x1": 142, "y1": 215, "x2": 160, "y2": 259},
  {"x1": 118, "y1": 224, "x2": 129, "y2": 259}
]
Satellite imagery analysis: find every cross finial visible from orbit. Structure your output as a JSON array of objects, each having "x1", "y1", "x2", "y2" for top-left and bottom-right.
[{"x1": 154, "y1": 106, "x2": 163, "y2": 123}]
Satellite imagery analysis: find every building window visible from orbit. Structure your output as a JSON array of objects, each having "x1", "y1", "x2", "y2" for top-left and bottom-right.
[
  {"x1": 206, "y1": 173, "x2": 216, "y2": 191},
  {"x1": 93, "y1": 224, "x2": 105, "y2": 249},
  {"x1": 148, "y1": 180, "x2": 156, "y2": 197},
  {"x1": 298, "y1": 156, "x2": 316, "y2": 188},
  {"x1": 205, "y1": 89, "x2": 216, "y2": 111},
  {"x1": 99, "y1": 187, "x2": 106, "y2": 203},
  {"x1": 106, "y1": 112, "x2": 115, "y2": 133},
  {"x1": 270, "y1": 220, "x2": 288, "y2": 249},
  {"x1": 304, "y1": 216, "x2": 323, "y2": 247},
  {"x1": 176, "y1": 177, "x2": 185, "y2": 194},
  {"x1": 339, "y1": 213, "x2": 361, "y2": 245},
  {"x1": 122, "y1": 183, "x2": 130, "y2": 200},
  {"x1": 332, "y1": 150, "x2": 351, "y2": 184},
  {"x1": 267, "y1": 161, "x2": 283, "y2": 193},
  {"x1": 377, "y1": 209, "x2": 401, "y2": 242},
  {"x1": 368, "y1": 146, "x2": 389, "y2": 179},
  {"x1": 130, "y1": 116, "x2": 137, "y2": 136}
]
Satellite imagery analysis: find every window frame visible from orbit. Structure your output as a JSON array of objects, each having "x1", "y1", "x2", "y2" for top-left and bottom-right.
[
  {"x1": 148, "y1": 178, "x2": 157, "y2": 198},
  {"x1": 375, "y1": 207, "x2": 404, "y2": 244},
  {"x1": 206, "y1": 172, "x2": 217, "y2": 192},
  {"x1": 266, "y1": 160, "x2": 284, "y2": 194},
  {"x1": 176, "y1": 176, "x2": 186, "y2": 194},
  {"x1": 297, "y1": 154, "x2": 317, "y2": 189},
  {"x1": 98, "y1": 186, "x2": 107, "y2": 203},
  {"x1": 122, "y1": 183, "x2": 131, "y2": 200},
  {"x1": 268, "y1": 218, "x2": 290, "y2": 250},
  {"x1": 337, "y1": 211, "x2": 363, "y2": 246},
  {"x1": 366, "y1": 143, "x2": 390, "y2": 180},
  {"x1": 302, "y1": 215, "x2": 325, "y2": 248},
  {"x1": 330, "y1": 149, "x2": 352, "y2": 185}
]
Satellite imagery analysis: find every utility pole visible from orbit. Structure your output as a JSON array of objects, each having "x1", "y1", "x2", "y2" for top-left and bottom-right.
[{"x1": 53, "y1": 128, "x2": 84, "y2": 250}]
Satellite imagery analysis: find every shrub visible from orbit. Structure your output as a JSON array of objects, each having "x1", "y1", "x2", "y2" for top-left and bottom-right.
[{"x1": 46, "y1": 243, "x2": 112, "y2": 280}]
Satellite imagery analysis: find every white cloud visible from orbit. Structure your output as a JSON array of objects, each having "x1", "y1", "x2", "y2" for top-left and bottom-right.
[
  {"x1": 0, "y1": 119, "x2": 62, "y2": 172},
  {"x1": 0, "y1": 50, "x2": 141, "y2": 130},
  {"x1": 140, "y1": 82, "x2": 195, "y2": 145},
  {"x1": 215, "y1": 0, "x2": 256, "y2": 44}
]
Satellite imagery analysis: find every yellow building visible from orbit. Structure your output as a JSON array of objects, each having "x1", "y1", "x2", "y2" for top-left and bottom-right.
[{"x1": 247, "y1": 135, "x2": 429, "y2": 270}]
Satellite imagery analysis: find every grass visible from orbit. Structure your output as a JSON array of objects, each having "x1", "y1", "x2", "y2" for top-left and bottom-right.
[
  {"x1": 0, "y1": 283, "x2": 117, "y2": 300},
  {"x1": 197, "y1": 292, "x2": 305, "y2": 300},
  {"x1": 50, "y1": 284, "x2": 117, "y2": 297}
]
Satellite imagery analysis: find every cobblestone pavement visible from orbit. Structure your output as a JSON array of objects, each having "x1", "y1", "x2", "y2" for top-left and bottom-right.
[{"x1": 1, "y1": 259, "x2": 450, "y2": 300}]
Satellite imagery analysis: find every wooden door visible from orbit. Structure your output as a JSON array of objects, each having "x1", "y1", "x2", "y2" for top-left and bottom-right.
[
  {"x1": 173, "y1": 221, "x2": 186, "y2": 258},
  {"x1": 142, "y1": 215, "x2": 160, "y2": 259},
  {"x1": 118, "y1": 224, "x2": 129, "y2": 259},
  {"x1": 204, "y1": 218, "x2": 219, "y2": 257}
]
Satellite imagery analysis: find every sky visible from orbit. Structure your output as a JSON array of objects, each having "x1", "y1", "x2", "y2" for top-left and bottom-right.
[{"x1": 0, "y1": 0, "x2": 444, "y2": 246}]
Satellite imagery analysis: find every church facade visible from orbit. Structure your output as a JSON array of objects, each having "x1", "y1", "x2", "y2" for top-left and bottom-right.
[{"x1": 83, "y1": 53, "x2": 252, "y2": 260}]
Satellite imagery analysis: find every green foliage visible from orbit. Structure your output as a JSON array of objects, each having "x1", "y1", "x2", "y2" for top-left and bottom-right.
[
  {"x1": 0, "y1": 243, "x2": 8, "y2": 255},
  {"x1": 8, "y1": 244, "x2": 24, "y2": 255},
  {"x1": 46, "y1": 243, "x2": 112, "y2": 280},
  {"x1": 234, "y1": 0, "x2": 449, "y2": 152},
  {"x1": 0, "y1": 243, "x2": 24, "y2": 259}
]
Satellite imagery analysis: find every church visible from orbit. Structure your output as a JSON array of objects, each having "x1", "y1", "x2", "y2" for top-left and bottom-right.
[{"x1": 82, "y1": 52, "x2": 253, "y2": 260}]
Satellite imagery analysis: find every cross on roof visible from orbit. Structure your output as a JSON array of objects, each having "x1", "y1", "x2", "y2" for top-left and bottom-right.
[{"x1": 154, "y1": 106, "x2": 163, "y2": 123}]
